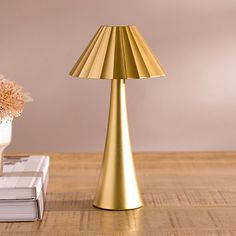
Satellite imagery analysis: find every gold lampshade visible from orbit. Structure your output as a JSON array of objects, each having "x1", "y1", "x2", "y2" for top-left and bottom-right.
[
  {"x1": 69, "y1": 25, "x2": 165, "y2": 79},
  {"x1": 69, "y1": 25, "x2": 166, "y2": 210}
]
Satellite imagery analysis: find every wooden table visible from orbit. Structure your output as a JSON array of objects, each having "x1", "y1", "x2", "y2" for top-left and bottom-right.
[{"x1": 1, "y1": 152, "x2": 236, "y2": 235}]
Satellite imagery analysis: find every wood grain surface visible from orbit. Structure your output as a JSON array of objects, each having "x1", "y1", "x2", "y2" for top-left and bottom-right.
[{"x1": 0, "y1": 152, "x2": 236, "y2": 236}]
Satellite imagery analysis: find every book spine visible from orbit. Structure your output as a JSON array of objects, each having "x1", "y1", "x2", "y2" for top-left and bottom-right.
[
  {"x1": 35, "y1": 156, "x2": 49, "y2": 220},
  {"x1": 34, "y1": 156, "x2": 50, "y2": 199},
  {"x1": 36, "y1": 188, "x2": 44, "y2": 220}
]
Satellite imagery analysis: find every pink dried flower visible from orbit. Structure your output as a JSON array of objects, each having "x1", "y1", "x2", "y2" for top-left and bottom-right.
[{"x1": 0, "y1": 74, "x2": 32, "y2": 121}]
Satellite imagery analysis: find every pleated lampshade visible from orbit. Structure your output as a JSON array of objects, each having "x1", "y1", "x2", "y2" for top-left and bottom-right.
[{"x1": 69, "y1": 25, "x2": 166, "y2": 79}]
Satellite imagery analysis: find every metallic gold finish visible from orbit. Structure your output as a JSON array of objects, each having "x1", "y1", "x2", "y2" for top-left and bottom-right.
[
  {"x1": 69, "y1": 25, "x2": 165, "y2": 79},
  {"x1": 69, "y1": 25, "x2": 166, "y2": 210},
  {"x1": 93, "y1": 79, "x2": 142, "y2": 210}
]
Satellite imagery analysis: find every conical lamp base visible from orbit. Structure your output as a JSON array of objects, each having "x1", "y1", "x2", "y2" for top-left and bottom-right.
[{"x1": 93, "y1": 79, "x2": 143, "y2": 210}]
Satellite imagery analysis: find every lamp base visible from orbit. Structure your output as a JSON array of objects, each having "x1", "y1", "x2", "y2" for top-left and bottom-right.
[
  {"x1": 93, "y1": 79, "x2": 143, "y2": 210},
  {"x1": 93, "y1": 204, "x2": 142, "y2": 211}
]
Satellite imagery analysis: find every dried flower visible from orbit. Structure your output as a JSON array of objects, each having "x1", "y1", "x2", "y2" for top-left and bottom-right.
[{"x1": 0, "y1": 74, "x2": 32, "y2": 121}]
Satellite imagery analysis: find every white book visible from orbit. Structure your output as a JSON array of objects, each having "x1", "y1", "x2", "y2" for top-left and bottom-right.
[{"x1": 0, "y1": 155, "x2": 49, "y2": 221}]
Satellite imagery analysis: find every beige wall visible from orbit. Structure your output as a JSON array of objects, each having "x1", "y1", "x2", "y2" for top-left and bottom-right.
[{"x1": 0, "y1": 0, "x2": 236, "y2": 152}]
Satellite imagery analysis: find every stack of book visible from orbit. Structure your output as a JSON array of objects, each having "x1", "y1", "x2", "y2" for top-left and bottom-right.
[{"x1": 0, "y1": 155, "x2": 49, "y2": 221}]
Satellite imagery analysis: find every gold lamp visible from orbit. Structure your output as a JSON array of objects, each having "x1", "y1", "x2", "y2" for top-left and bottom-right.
[{"x1": 69, "y1": 25, "x2": 165, "y2": 210}]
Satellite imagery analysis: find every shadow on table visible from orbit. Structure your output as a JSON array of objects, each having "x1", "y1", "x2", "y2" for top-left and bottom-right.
[
  {"x1": 44, "y1": 199, "x2": 145, "y2": 233},
  {"x1": 45, "y1": 199, "x2": 96, "y2": 211}
]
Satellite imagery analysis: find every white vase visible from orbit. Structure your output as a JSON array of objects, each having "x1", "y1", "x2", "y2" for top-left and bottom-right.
[{"x1": 0, "y1": 120, "x2": 12, "y2": 176}]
